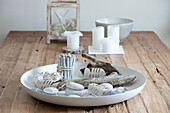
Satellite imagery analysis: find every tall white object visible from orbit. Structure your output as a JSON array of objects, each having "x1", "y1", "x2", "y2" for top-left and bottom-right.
[
  {"x1": 92, "y1": 27, "x2": 104, "y2": 51},
  {"x1": 107, "y1": 25, "x2": 120, "y2": 50},
  {"x1": 63, "y1": 31, "x2": 83, "y2": 49},
  {"x1": 102, "y1": 38, "x2": 114, "y2": 53}
]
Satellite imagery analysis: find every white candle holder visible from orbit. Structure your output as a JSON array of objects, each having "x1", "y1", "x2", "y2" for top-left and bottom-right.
[{"x1": 62, "y1": 31, "x2": 84, "y2": 54}]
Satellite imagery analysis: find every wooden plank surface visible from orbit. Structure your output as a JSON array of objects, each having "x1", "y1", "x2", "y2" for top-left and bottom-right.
[{"x1": 0, "y1": 31, "x2": 169, "y2": 113}]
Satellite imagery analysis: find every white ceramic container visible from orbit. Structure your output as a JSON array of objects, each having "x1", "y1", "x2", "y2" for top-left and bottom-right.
[
  {"x1": 20, "y1": 62, "x2": 145, "y2": 107},
  {"x1": 96, "y1": 18, "x2": 133, "y2": 42}
]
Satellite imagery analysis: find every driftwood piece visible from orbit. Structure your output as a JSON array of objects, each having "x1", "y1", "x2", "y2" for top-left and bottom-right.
[
  {"x1": 56, "y1": 73, "x2": 136, "y2": 90},
  {"x1": 75, "y1": 73, "x2": 136, "y2": 89},
  {"x1": 81, "y1": 53, "x2": 120, "y2": 75}
]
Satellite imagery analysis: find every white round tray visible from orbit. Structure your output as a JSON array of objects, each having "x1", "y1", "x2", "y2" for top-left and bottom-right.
[{"x1": 20, "y1": 62, "x2": 146, "y2": 107}]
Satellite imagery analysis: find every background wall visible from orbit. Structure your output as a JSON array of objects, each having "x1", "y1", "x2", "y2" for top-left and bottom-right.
[{"x1": 0, "y1": 0, "x2": 170, "y2": 48}]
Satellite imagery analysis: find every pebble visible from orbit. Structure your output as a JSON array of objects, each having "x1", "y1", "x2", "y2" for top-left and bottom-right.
[
  {"x1": 32, "y1": 88, "x2": 43, "y2": 93},
  {"x1": 66, "y1": 82, "x2": 84, "y2": 90},
  {"x1": 100, "y1": 83, "x2": 113, "y2": 90},
  {"x1": 68, "y1": 95, "x2": 81, "y2": 97},
  {"x1": 65, "y1": 88, "x2": 86, "y2": 96},
  {"x1": 43, "y1": 87, "x2": 58, "y2": 95},
  {"x1": 116, "y1": 87, "x2": 125, "y2": 93},
  {"x1": 111, "y1": 87, "x2": 125, "y2": 95}
]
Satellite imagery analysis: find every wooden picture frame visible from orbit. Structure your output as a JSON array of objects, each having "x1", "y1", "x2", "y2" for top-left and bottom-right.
[{"x1": 47, "y1": 0, "x2": 80, "y2": 44}]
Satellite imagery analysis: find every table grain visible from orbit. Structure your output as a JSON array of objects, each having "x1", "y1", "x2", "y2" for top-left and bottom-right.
[{"x1": 0, "y1": 31, "x2": 170, "y2": 113}]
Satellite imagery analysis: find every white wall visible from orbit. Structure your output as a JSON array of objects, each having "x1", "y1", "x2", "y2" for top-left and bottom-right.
[{"x1": 0, "y1": 0, "x2": 170, "y2": 48}]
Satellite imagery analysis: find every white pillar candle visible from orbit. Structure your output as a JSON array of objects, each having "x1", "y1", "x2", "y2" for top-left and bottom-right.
[
  {"x1": 67, "y1": 36, "x2": 79, "y2": 49},
  {"x1": 92, "y1": 26, "x2": 104, "y2": 51},
  {"x1": 63, "y1": 31, "x2": 83, "y2": 49},
  {"x1": 107, "y1": 25, "x2": 120, "y2": 49},
  {"x1": 102, "y1": 38, "x2": 114, "y2": 53}
]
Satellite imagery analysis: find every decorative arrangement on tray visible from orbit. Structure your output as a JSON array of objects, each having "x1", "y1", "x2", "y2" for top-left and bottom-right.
[
  {"x1": 31, "y1": 53, "x2": 136, "y2": 97},
  {"x1": 88, "y1": 25, "x2": 124, "y2": 54}
]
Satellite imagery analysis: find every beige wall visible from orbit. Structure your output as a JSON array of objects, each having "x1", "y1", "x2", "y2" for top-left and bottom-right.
[{"x1": 0, "y1": 0, "x2": 170, "y2": 48}]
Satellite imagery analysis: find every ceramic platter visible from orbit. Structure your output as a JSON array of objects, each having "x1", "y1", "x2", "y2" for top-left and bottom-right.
[{"x1": 20, "y1": 62, "x2": 146, "y2": 107}]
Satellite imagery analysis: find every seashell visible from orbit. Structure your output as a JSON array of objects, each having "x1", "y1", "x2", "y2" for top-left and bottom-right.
[
  {"x1": 66, "y1": 82, "x2": 84, "y2": 90},
  {"x1": 43, "y1": 87, "x2": 58, "y2": 95},
  {"x1": 100, "y1": 83, "x2": 113, "y2": 90},
  {"x1": 43, "y1": 72, "x2": 61, "y2": 81},
  {"x1": 88, "y1": 83, "x2": 111, "y2": 96},
  {"x1": 32, "y1": 72, "x2": 44, "y2": 84},
  {"x1": 36, "y1": 80, "x2": 59, "y2": 89},
  {"x1": 83, "y1": 68, "x2": 106, "y2": 78},
  {"x1": 65, "y1": 88, "x2": 86, "y2": 96}
]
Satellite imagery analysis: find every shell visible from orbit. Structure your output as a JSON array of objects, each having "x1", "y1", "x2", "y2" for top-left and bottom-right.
[
  {"x1": 100, "y1": 83, "x2": 113, "y2": 90},
  {"x1": 43, "y1": 87, "x2": 59, "y2": 94},
  {"x1": 33, "y1": 71, "x2": 61, "y2": 89},
  {"x1": 65, "y1": 88, "x2": 86, "y2": 96},
  {"x1": 43, "y1": 72, "x2": 61, "y2": 81},
  {"x1": 83, "y1": 68, "x2": 106, "y2": 78},
  {"x1": 66, "y1": 82, "x2": 84, "y2": 90},
  {"x1": 36, "y1": 80, "x2": 60, "y2": 89},
  {"x1": 88, "y1": 83, "x2": 111, "y2": 96}
]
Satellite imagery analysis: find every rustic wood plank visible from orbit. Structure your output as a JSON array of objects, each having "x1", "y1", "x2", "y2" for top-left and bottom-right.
[
  {"x1": 7, "y1": 31, "x2": 47, "y2": 37},
  {"x1": 129, "y1": 37, "x2": 170, "y2": 109},
  {"x1": 0, "y1": 37, "x2": 26, "y2": 96},
  {"x1": 109, "y1": 54, "x2": 147, "y2": 113},
  {"x1": 128, "y1": 37, "x2": 170, "y2": 106},
  {"x1": 45, "y1": 43, "x2": 58, "y2": 65},
  {"x1": 107, "y1": 103, "x2": 128, "y2": 113},
  {"x1": 137, "y1": 36, "x2": 170, "y2": 86},
  {"x1": 9, "y1": 37, "x2": 47, "y2": 113},
  {"x1": 93, "y1": 106, "x2": 107, "y2": 113},
  {"x1": 123, "y1": 38, "x2": 170, "y2": 113},
  {"x1": 0, "y1": 37, "x2": 38, "y2": 113}
]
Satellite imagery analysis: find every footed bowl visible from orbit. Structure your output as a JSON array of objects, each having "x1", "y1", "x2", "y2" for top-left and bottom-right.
[{"x1": 96, "y1": 18, "x2": 133, "y2": 42}]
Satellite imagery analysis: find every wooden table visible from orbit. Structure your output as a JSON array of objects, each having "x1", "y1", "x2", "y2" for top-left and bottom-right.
[{"x1": 0, "y1": 31, "x2": 170, "y2": 113}]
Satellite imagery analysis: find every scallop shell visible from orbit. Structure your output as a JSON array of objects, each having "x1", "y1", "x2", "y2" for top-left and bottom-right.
[
  {"x1": 83, "y1": 68, "x2": 106, "y2": 78},
  {"x1": 65, "y1": 88, "x2": 86, "y2": 96},
  {"x1": 100, "y1": 83, "x2": 113, "y2": 90},
  {"x1": 88, "y1": 83, "x2": 111, "y2": 96},
  {"x1": 66, "y1": 82, "x2": 84, "y2": 90},
  {"x1": 43, "y1": 87, "x2": 58, "y2": 94}
]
